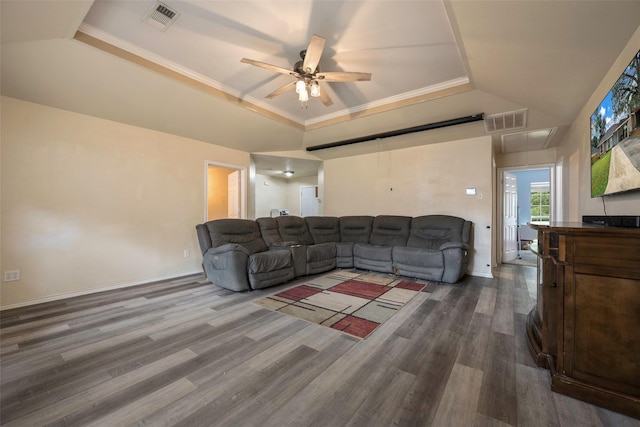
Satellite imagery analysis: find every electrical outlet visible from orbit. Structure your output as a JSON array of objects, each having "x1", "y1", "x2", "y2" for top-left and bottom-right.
[
  {"x1": 183, "y1": 250, "x2": 190, "y2": 258},
  {"x1": 4, "y1": 270, "x2": 20, "y2": 282}
]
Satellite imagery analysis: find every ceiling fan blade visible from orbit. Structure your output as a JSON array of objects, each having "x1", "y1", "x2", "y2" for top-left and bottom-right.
[
  {"x1": 241, "y1": 58, "x2": 295, "y2": 76},
  {"x1": 318, "y1": 86, "x2": 333, "y2": 107},
  {"x1": 302, "y1": 34, "x2": 325, "y2": 74},
  {"x1": 316, "y1": 71, "x2": 372, "y2": 82},
  {"x1": 265, "y1": 81, "x2": 296, "y2": 99}
]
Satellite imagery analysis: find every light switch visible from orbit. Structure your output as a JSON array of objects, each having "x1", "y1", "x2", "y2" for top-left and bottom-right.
[{"x1": 465, "y1": 187, "x2": 477, "y2": 196}]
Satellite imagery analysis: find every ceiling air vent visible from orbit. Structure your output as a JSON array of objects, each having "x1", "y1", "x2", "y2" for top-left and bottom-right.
[
  {"x1": 484, "y1": 109, "x2": 527, "y2": 133},
  {"x1": 143, "y1": 1, "x2": 180, "y2": 32}
]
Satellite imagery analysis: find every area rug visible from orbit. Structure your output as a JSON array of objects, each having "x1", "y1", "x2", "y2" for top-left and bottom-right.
[{"x1": 254, "y1": 270, "x2": 426, "y2": 339}]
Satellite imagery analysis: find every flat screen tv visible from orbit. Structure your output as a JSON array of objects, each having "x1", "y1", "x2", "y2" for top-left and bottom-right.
[{"x1": 590, "y1": 49, "x2": 640, "y2": 197}]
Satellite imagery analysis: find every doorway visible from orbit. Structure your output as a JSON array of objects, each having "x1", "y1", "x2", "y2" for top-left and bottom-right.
[
  {"x1": 205, "y1": 161, "x2": 246, "y2": 221},
  {"x1": 300, "y1": 185, "x2": 319, "y2": 217},
  {"x1": 499, "y1": 165, "x2": 554, "y2": 265}
]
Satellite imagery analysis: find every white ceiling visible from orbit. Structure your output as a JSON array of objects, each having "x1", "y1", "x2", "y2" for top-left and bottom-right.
[
  {"x1": 2, "y1": 1, "x2": 640, "y2": 175},
  {"x1": 80, "y1": 0, "x2": 468, "y2": 127}
]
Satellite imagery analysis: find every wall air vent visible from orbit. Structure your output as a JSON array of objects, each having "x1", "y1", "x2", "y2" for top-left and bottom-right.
[
  {"x1": 484, "y1": 109, "x2": 527, "y2": 133},
  {"x1": 143, "y1": 1, "x2": 180, "y2": 32}
]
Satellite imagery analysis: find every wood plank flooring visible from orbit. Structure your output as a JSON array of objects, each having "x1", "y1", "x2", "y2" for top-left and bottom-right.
[{"x1": 1, "y1": 265, "x2": 639, "y2": 426}]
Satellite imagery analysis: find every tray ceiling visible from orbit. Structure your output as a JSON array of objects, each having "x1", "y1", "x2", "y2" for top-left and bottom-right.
[{"x1": 79, "y1": 0, "x2": 469, "y2": 128}]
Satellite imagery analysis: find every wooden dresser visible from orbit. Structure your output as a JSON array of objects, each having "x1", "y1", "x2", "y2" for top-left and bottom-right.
[{"x1": 526, "y1": 222, "x2": 640, "y2": 419}]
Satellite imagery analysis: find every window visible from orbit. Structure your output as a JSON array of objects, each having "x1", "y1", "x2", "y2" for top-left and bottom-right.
[{"x1": 530, "y1": 181, "x2": 550, "y2": 224}]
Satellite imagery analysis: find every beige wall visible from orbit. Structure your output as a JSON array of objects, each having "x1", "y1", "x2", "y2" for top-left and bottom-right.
[
  {"x1": 323, "y1": 136, "x2": 493, "y2": 278},
  {"x1": 557, "y1": 26, "x2": 640, "y2": 220},
  {"x1": 1, "y1": 97, "x2": 249, "y2": 308}
]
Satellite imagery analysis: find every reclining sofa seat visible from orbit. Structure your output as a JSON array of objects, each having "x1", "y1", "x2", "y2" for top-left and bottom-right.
[
  {"x1": 393, "y1": 215, "x2": 472, "y2": 283},
  {"x1": 196, "y1": 219, "x2": 294, "y2": 291},
  {"x1": 337, "y1": 216, "x2": 374, "y2": 268},
  {"x1": 256, "y1": 216, "x2": 336, "y2": 276},
  {"x1": 353, "y1": 215, "x2": 412, "y2": 273}
]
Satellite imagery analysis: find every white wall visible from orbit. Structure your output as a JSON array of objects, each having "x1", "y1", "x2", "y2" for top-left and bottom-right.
[
  {"x1": 254, "y1": 174, "x2": 289, "y2": 218},
  {"x1": 558, "y1": 26, "x2": 640, "y2": 219},
  {"x1": 323, "y1": 136, "x2": 493, "y2": 278},
  {"x1": 1, "y1": 97, "x2": 249, "y2": 308},
  {"x1": 254, "y1": 174, "x2": 318, "y2": 218}
]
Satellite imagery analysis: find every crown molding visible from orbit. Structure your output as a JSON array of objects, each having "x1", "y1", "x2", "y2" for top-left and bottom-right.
[{"x1": 75, "y1": 24, "x2": 304, "y2": 129}]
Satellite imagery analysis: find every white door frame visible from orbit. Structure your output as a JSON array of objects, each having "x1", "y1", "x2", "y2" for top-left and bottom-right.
[
  {"x1": 497, "y1": 164, "x2": 555, "y2": 265},
  {"x1": 204, "y1": 160, "x2": 247, "y2": 221}
]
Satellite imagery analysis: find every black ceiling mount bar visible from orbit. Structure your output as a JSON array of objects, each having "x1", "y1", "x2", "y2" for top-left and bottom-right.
[{"x1": 306, "y1": 113, "x2": 484, "y2": 152}]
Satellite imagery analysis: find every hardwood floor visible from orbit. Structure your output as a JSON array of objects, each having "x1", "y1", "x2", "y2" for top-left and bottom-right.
[{"x1": 1, "y1": 265, "x2": 638, "y2": 426}]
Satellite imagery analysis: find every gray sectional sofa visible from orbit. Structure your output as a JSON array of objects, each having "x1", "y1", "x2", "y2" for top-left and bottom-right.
[{"x1": 196, "y1": 214, "x2": 472, "y2": 292}]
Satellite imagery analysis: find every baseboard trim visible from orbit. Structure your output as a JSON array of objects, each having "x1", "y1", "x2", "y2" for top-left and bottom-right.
[
  {"x1": 0, "y1": 270, "x2": 203, "y2": 311},
  {"x1": 470, "y1": 270, "x2": 494, "y2": 279}
]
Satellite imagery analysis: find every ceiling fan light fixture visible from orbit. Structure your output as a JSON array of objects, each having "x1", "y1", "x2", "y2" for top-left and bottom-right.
[
  {"x1": 310, "y1": 81, "x2": 320, "y2": 97},
  {"x1": 283, "y1": 170, "x2": 294, "y2": 177},
  {"x1": 241, "y1": 34, "x2": 371, "y2": 109},
  {"x1": 295, "y1": 79, "x2": 306, "y2": 94},
  {"x1": 298, "y1": 86, "x2": 309, "y2": 102}
]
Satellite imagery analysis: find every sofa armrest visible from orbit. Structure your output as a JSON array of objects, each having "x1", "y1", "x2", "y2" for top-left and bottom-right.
[
  {"x1": 440, "y1": 243, "x2": 471, "y2": 283},
  {"x1": 209, "y1": 243, "x2": 251, "y2": 256},
  {"x1": 202, "y1": 245, "x2": 251, "y2": 291},
  {"x1": 439, "y1": 241, "x2": 470, "y2": 252}
]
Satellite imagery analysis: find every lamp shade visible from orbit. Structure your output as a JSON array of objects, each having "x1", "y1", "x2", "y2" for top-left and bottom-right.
[
  {"x1": 298, "y1": 86, "x2": 309, "y2": 102},
  {"x1": 310, "y1": 81, "x2": 320, "y2": 97}
]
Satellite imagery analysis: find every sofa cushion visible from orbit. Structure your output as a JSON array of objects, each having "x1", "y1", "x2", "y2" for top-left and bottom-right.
[
  {"x1": 306, "y1": 242, "x2": 337, "y2": 275},
  {"x1": 353, "y1": 243, "x2": 393, "y2": 273},
  {"x1": 354, "y1": 243, "x2": 392, "y2": 261},
  {"x1": 256, "y1": 217, "x2": 283, "y2": 246},
  {"x1": 393, "y1": 246, "x2": 444, "y2": 282},
  {"x1": 307, "y1": 242, "x2": 337, "y2": 263},
  {"x1": 275, "y1": 216, "x2": 315, "y2": 245},
  {"x1": 336, "y1": 242, "x2": 355, "y2": 268},
  {"x1": 369, "y1": 215, "x2": 411, "y2": 247},
  {"x1": 206, "y1": 219, "x2": 267, "y2": 254},
  {"x1": 393, "y1": 246, "x2": 444, "y2": 268},
  {"x1": 306, "y1": 216, "x2": 340, "y2": 244},
  {"x1": 408, "y1": 215, "x2": 468, "y2": 250},
  {"x1": 339, "y1": 216, "x2": 374, "y2": 243},
  {"x1": 248, "y1": 249, "x2": 292, "y2": 274},
  {"x1": 247, "y1": 249, "x2": 295, "y2": 290}
]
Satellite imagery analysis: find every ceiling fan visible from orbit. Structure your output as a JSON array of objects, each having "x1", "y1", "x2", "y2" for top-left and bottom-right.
[{"x1": 241, "y1": 34, "x2": 371, "y2": 107}]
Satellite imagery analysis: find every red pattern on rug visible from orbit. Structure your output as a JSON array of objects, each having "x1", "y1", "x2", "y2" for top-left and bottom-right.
[
  {"x1": 330, "y1": 280, "x2": 390, "y2": 299},
  {"x1": 330, "y1": 315, "x2": 379, "y2": 337},
  {"x1": 395, "y1": 281, "x2": 426, "y2": 291},
  {"x1": 254, "y1": 272, "x2": 426, "y2": 339},
  {"x1": 277, "y1": 285, "x2": 323, "y2": 301}
]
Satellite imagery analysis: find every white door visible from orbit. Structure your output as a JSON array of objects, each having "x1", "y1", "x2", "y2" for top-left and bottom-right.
[
  {"x1": 227, "y1": 170, "x2": 240, "y2": 218},
  {"x1": 300, "y1": 186, "x2": 319, "y2": 217},
  {"x1": 503, "y1": 171, "x2": 518, "y2": 262}
]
